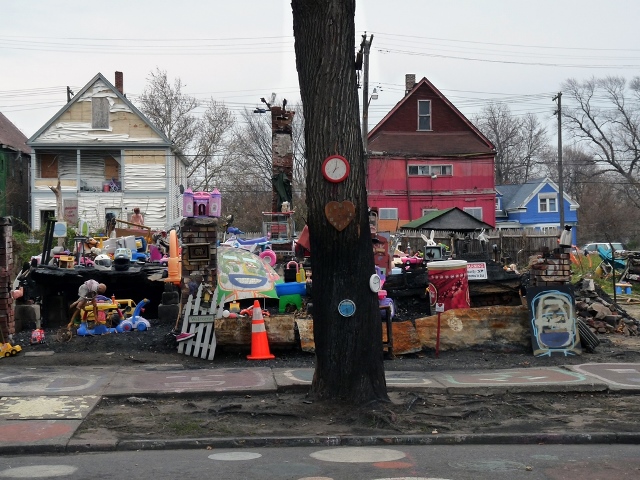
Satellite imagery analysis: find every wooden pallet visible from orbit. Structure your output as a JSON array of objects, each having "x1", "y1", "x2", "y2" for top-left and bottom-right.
[{"x1": 178, "y1": 284, "x2": 218, "y2": 360}]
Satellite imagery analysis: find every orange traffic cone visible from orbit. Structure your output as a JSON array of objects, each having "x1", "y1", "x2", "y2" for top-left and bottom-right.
[{"x1": 247, "y1": 300, "x2": 275, "y2": 360}]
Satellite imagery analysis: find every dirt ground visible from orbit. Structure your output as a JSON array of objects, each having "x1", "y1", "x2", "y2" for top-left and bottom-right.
[{"x1": 10, "y1": 301, "x2": 640, "y2": 442}]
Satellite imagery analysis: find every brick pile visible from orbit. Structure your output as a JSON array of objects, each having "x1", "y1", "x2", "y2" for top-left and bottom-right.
[{"x1": 529, "y1": 246, "x2": 572, "y2": 286}]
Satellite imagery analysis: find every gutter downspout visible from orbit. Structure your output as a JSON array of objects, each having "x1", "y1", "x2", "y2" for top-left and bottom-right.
[{"x1": 405, "y1": 158, "x2": 412, "y2": 221}]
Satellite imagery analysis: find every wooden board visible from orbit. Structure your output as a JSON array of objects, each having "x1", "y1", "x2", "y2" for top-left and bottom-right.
[{"x1": 178, "y1": 284, "x2": 217, "y2": 360}]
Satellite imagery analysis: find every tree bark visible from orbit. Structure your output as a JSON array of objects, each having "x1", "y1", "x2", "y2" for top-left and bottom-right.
[
  {"x1": 291, "y1": 0, "x2": 388, "y2": 403},
  {"x1": 48, "y1": 178, "x2": 63, "y2": 220}
]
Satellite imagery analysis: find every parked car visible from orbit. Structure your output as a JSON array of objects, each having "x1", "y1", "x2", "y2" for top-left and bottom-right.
[{"x1": 581, "y1": 242, "x2": 626, "y2": 255}]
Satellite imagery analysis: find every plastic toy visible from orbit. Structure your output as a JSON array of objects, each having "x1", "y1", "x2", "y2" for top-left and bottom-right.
[
  {"x1": 30, "y1": 328, "x2": 45, "y2": 344},
  {"x1": 1, "y1": 343, "x2": 22, "y2": 357},
  {"x1": 259, "y1": 248, "x2": 277, "y2": 267},
  {"x1": 275, "y1": 281, "x2": 306, "y2": 296},
  {"x1": 165, "y1": 230, "x2": 181, "y2": 285},
  {"x1": 117, "y1": 298, "x2": 151, "y2": 332},
  {"x1": 77, "y1": 323, "x2": 116, "y2": 336}
]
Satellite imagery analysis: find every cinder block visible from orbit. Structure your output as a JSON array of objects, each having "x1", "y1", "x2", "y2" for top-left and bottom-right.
[
  {"x1": 157, "y1": 303, "x2": 180, "y2": 325},
  {"x1": 14, "y1": 304, "x2": 41, "y2": 331},
  {"x1": 162, "y1": 291, "x2": 180, "y2": 305}
]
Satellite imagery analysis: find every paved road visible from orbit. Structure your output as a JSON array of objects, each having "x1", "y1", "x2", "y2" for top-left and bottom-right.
[{"x1": 2, "y1": 444, "x2": 640, "y2": 479}]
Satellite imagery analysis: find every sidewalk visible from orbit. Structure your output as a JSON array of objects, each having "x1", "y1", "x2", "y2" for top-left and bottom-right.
[{"x1": 1, "y1": 362, "x2": 640, "y2": 454}]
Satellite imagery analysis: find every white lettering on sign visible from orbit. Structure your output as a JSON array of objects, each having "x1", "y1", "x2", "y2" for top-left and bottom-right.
[{"x1": 467, "y1": 262, "x2": 488, "y2": 280}]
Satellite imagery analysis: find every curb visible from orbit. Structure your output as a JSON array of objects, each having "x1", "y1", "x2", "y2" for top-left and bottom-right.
[{"x1": 4, "y1": 431, "x2": 640, "y2": 456}]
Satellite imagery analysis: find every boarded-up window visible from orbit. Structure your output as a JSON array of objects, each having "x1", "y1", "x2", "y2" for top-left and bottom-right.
[
  {"x1": 40, "y1": 154, "x2": 58, "y2": 178},
  {"x1": 92, "y1": 97, "x2": 110, "y2": 129},
  {"x1": 105, "y1": 157, "x2": 120, "y2": 181}
]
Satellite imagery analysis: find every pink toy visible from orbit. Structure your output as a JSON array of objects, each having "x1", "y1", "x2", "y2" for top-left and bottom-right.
[
  {"x1": 209, "y1": 188, "x2": 221, "y2": 217},
  {"x1": 183, "y1": 189, "x2": 194, "y2": 217},
  {"x1": 183, "y1": 189, "x2": 223, "y2": 218}
]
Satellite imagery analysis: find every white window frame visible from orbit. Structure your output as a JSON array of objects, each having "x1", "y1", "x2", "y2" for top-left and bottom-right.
[
  {"x1": 421, "y1": 208, "x2": 438, "y2": 217},
  {"x1": 495, "y1": 197, "x2": 501, "y2": 210},
  {"x1": 407, "y1": 165, "x2": 430, "y2": 176},
  {"x1": 430, "y1": 164, "x2": 452, "y2": 176},
  {"x1": 407, "y1": 164, "x2": 452, "y2": 176},
  {"x1": 379, "y1": 208, "x2": 398, "y2": 220},
  {"x1": 417, "y1": 100, "x2": 432, "y2": 131},
  {"x1": 464, "y1": 207, "x2": 483, "y2": 221},
  {"x1": 538, "y1": 193, "x2": 558, "y2": 213}
]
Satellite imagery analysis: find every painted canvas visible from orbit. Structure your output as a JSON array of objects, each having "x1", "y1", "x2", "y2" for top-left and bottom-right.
[
  {"x1": 526, "y1": 285, "x2": 582, "y2": 357},
  {"x1": 215, "y1": 245, "x2": 280, "y2": 308}
]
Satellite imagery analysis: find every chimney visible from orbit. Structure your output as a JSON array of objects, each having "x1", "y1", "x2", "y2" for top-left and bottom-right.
[
  {"x1": 405, "y1": 74, "x2": 416, "y2": 96},
  {"x1": 115, "y1": 71, "x2": 123, "y2": 94}
]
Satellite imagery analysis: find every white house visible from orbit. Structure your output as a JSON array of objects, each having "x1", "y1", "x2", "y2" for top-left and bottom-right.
[{"x1": 27, "y1": 72, "x2": 188, "y2": 233}]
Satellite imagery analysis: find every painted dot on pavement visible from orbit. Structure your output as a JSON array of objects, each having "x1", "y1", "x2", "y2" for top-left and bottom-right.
[
  {"x1": 310, "y1": 447, "x2": 406, "y2": 463},
  {"x1": 0, "y1": 465, "x2": 78, "y2": 478},
  {"x1": 208, "y1": 452, "x2": 262, "y2": 461}
]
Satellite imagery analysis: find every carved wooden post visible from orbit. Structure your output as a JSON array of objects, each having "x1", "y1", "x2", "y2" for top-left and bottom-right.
[{"x1": 48, "y1": 178, "x2": 64, "y2": 246}]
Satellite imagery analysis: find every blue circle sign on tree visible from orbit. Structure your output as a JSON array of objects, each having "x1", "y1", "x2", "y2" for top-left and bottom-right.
[{"x1": 338, "y1": 299, "x2": 356, "y2": 317}]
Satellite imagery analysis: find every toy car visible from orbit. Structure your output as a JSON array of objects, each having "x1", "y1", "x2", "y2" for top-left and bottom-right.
[{"x1": 1, "y1": 343, "x2": 22, "y2": 357}]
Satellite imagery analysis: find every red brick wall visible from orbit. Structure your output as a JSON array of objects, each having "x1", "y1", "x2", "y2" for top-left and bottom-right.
[{"x1": 0, "y1": 217, "x2": 14, "y2": 338}]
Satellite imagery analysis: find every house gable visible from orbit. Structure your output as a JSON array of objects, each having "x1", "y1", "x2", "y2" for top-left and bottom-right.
[
  {"x1": 368, "y1": 77, "x2": 494, "y2": 156},
  {"x1": 0, "y1": 112, "x2": 32, "y2": 154},
  {"x1": 28, "y1": 73, "x2": 171, "y2": 147},
  {"x1": 496, "y1": 177, "x2": 580, "y2": 228}
]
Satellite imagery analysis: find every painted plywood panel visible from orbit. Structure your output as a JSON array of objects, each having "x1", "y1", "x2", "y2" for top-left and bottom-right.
[
  {"x1": 34, "y1": 179, "x2": 77, "y2": 190},
  {"x1": 111, "y1": 113, "x2": 157, "y2": 139},
  {"x1": 124, "y1": 150, "x2": 165, "y2": 165},
  {"x1": 526, "y1": 285, "x2": 581, "y2": 357}
]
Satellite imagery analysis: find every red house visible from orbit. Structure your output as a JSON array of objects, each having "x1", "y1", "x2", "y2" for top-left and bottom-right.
[{"x1": 367, "y1": 74, "x2": 496, "y2": 232}]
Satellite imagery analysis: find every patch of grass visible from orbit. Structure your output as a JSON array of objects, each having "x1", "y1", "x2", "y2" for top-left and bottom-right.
[{"x1": 166, "y1": 420, "x2": 202, "y2": 435}]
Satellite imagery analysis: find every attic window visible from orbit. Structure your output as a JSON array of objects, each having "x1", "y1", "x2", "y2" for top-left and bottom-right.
[
  {"x1": 538, "y1": 193, "x2": 557, "y2": 212},
  {"x1": 92, "y1": 97, "x2": 110, "y2": 129},
  {"x1": 418, "y1": 100, "x2": 431, "y2": 131}
]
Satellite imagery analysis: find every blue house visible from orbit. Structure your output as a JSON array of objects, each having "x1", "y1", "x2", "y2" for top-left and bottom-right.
[{"x1": 495, "y1": 177, "x2": 579, "y2": 244}]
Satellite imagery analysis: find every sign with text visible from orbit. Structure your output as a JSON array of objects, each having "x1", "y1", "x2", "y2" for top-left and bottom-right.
[
  {"x1": 467, "y1": 262, "x2": 488, "y2": 280},
  {"x1": 187, "y1": 314, "x2": 214, "y2": 324},
  {"x1": 63, "y1": 199, "x2": 78, "y2": 224}
]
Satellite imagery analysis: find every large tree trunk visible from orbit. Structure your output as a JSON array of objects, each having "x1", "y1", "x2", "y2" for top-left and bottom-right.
[{"x1": 291, "y1": 0, "x2": 388, "y2": 403}]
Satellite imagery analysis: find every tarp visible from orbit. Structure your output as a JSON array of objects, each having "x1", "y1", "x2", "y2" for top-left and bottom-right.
[
  {"x1": 597, "y1": 245, "x2": 626, "y2": 271},
  {"x1": 216, "y1": 245, "x2": 281, "y2": 306}
]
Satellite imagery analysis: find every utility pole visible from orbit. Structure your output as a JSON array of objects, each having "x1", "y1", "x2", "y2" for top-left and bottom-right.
[
  {"x1": 360, "y1": 32, "x2": 373, "y2": 152},
  {"x1": 553, "y1": 92, "x2": 565, "y2": 229}
]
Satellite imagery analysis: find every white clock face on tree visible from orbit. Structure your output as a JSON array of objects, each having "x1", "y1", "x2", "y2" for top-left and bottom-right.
[
  {"x1": 322, "y1": 155, "x2": 350, "y2": 183},
  {"x1": 369, "y1": 274, "x2": 381, "y2": 292}
]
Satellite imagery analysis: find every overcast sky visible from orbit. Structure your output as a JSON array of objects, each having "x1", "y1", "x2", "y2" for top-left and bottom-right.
[{"x1": 2, "y1": 0, "x2": 639, "y2": 139}]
